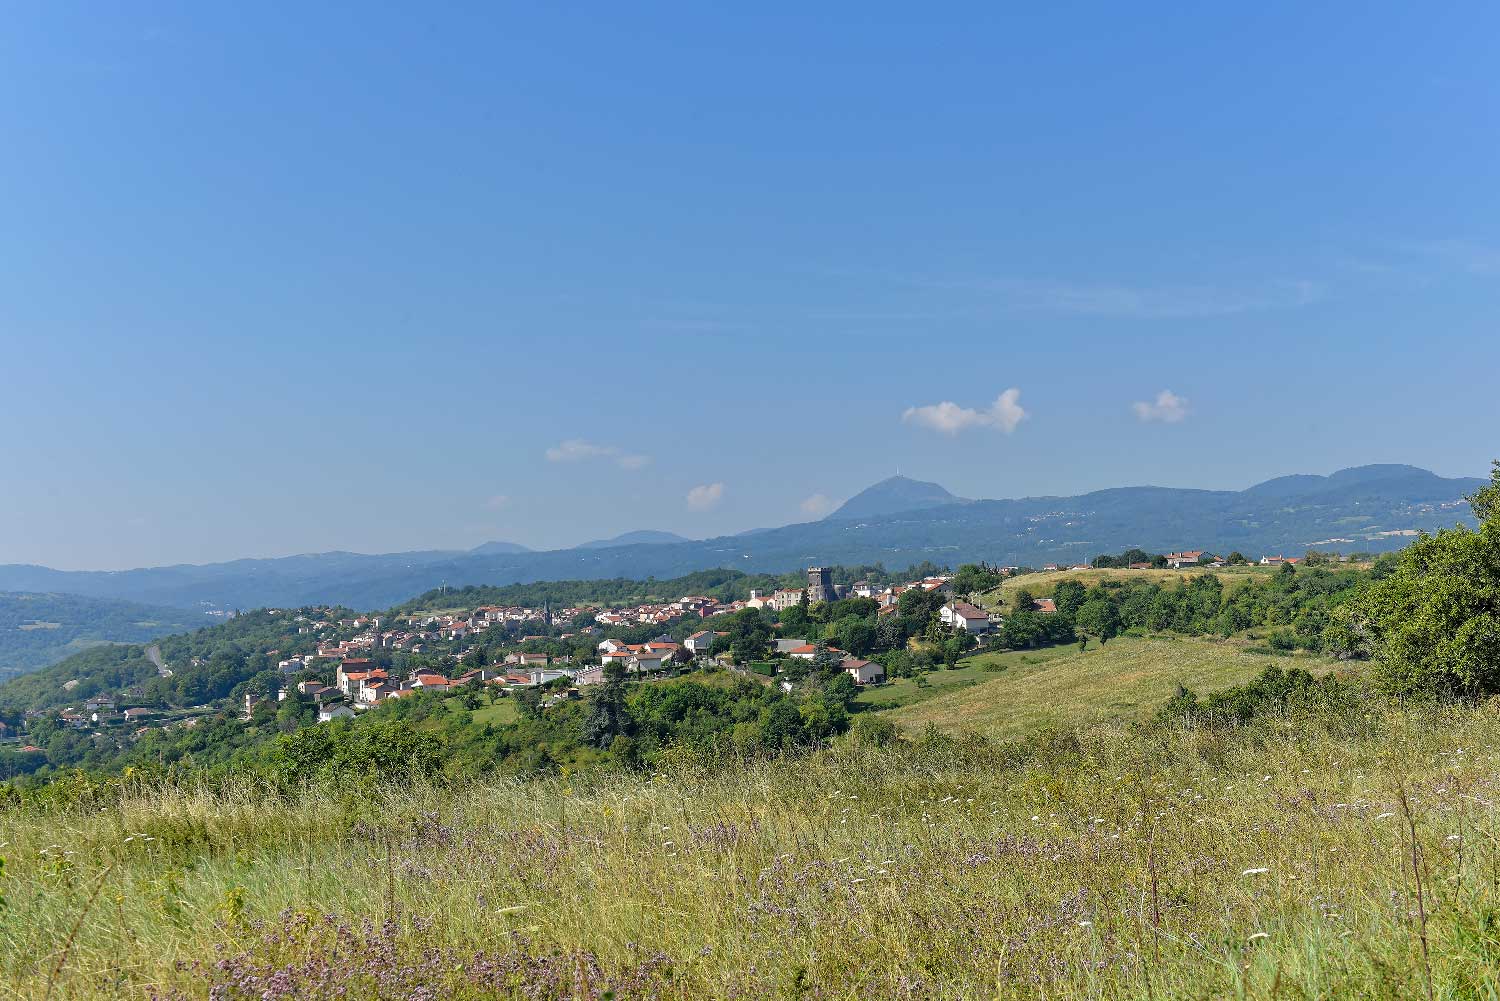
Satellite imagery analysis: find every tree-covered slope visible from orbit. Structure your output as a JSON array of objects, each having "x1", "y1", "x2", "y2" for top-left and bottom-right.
[{"x1": 0, "y1": 592, "x2": 210, "y2": 682}]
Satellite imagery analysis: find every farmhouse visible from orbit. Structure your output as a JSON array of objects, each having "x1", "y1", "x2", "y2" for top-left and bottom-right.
[
  {"x1": 841, "y1": 658, "x2": 886, "y2": 685},
  {"x1": 940, "y1": 601, "x2": 992, "y2": 635}
]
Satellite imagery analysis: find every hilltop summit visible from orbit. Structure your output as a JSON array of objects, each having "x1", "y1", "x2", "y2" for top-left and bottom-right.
[{"x1": 826, "y1": 476, "x2": 966, "y2": 521}]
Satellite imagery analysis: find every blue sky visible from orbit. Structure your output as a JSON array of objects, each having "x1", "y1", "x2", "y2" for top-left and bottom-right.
[{"x1": 2, "y1": 3, "x2": 1497, "y2": 570}]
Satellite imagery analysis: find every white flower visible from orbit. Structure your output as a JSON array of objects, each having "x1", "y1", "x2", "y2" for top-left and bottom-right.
[
  {"x1": 1243, "y1": 867, "x2": 1270, "y2": 876},
  {"x1": 1077, "y1": 920, "x2": 1093, "y2": 928},
  {"x1": 1376, "y1": 812, "x2": 1395, "y2": 820}
]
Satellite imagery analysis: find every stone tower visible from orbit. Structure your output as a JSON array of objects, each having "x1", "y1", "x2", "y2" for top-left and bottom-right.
[{"x1": 806, "y1": 566, "x2": 837, "y2": 604}]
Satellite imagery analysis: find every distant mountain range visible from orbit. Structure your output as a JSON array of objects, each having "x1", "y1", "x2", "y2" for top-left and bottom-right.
[
  {"x1": 573, "y1": 530, "x2": 693, "y2": 550},
  {"x1": 0, "y1": 464, "x2": 1482, "y2": 612}
]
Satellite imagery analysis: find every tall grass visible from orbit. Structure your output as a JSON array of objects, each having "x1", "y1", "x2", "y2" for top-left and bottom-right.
[{"x1": 4, "y1": 701, "x2": 1500, "y2": 998}]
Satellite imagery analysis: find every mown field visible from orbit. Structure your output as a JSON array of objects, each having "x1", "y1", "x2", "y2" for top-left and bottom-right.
[
  {"x1": 853, "y1": 646, "x2": 1076, "y2": 711},
  {"x1": 884, "y1": 635, "x2": 1333, "y2": 742}
]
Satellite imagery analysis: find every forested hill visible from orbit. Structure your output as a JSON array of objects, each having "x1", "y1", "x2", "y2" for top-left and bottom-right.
[
  {"x1": 0, "y1": 607, "x2": 338, "y2": 717},
  {"x1": 0, "y1": 464, "x2": 1481, "y2": 612},
  {"x1": 0, "y1": 592, "x2": 210, "y2": 682}
]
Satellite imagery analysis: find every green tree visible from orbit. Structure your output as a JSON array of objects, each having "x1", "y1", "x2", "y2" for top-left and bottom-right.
[
  {"x1": 757, "y1": 698, "x2": 805, "y2": 749},
  {"x1": 1051, "y1": 580, "x2": 1087, "y2": 617},
  {"x1": 582, "y1": 676, "x2": 635, "y2": 749},
  {"x1": 1469, "y1": 460, "x2": 1500, "y2": 522},
  {"x1": 1340, "y1": 462, "x2": 1500, "y2": 696}
]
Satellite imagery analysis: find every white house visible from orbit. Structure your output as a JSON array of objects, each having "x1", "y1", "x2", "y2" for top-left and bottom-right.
[
  {"x1": 841, "y1": 658, "x2": 886, "y2": 685},
  {"x1": 785, "y1": 643, "x2": 846, "y2": 662},
  {"x1": 685, "y1": 630, "x2": 723, "y2": 655},
  {"x1": 940, "y1": 601, "x2": 992, "y2": 635},
  {"x1": 318, "y1": 704, "x2": 356, "y2": 722},
  {"x1": 627, "y1": 651, "x2": 667, "y2": 674},
  {"x1": 1164, "y1": 551, "x2": 1210, "y2": 569}
]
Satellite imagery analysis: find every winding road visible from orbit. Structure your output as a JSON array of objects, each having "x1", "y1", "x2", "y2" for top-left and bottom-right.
[{"x1": 145, "y1": 644, "x2": 173, "y2": 678}]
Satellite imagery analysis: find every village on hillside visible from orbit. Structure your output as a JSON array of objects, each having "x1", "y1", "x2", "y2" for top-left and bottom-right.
[{"x1": 6, "y1": 547, "x2": 1336, "y2": 754}]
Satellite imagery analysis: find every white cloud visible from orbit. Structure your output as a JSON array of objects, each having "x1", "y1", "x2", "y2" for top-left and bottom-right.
[
  {"x1": 800, "y1": 493, "x2": 836, "y2": 517},
  {"x1": 483, "y1": 494, "x2": 510, "y2": 511},
  {"x1": 545, "y1": 439, "x2": 650, "y2": 470},
  {"x1": 686, "y1": 482, "x2": 726, "y2": 512},
  {"x1": 1132, "y1": 389, "x2": 1190, "y2": 424},
  {"x1": 902, "y1": 388, "x2": 1027, "y2": 435}
]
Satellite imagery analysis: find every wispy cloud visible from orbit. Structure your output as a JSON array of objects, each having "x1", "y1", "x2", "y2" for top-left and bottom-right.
[
  {"x1": 545, "y1": 439, "x2": 650, "y2": 470},
  {"x1": 1132, "y1": 389, "x2": 1190, "y2": 424},
  {"x1": 908, "y1": 275, "x2": 1322, "y2": 318},
  {"x1": 800, "y1": 493, "x2": 837, "y2": 517},
  {"x1": 686, "y1": 482, "x2": 726, "y2": 512},
  {"x1": 483, "y1": 494, "x2": 510, "y2": 511},
  {"x1": 903, "y1": 389, "x2": 1027, "y2": 435}
]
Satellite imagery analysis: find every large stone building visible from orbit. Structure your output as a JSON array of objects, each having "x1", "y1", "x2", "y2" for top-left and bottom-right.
[{"x1": 806, "y1": 566, "x2": 838, "y2": 604}]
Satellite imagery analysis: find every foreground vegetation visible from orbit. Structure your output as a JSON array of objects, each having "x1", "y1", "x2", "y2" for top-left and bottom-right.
[{"x1": 4, "y1": 700, "x2": 1500, "y2": 1000}]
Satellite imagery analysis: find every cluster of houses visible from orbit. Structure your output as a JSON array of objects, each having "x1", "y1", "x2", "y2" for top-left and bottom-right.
[
  {"x1": 594, "y1": 595, "x2": 725, "y2": 626},
  {"x1": 45, "y1": 696, "x2": 161, "y2": 732},
  {"x1": 256, "y1": 654, "x2": 592, "y2": 720},
  {"x1": 1039, "y1": 551, "x2": 1304, "y2": 572}
]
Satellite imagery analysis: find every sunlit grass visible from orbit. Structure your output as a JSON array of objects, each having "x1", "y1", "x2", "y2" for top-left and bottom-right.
[
  {"x1": 4, "y1": 697, "x2": 1500, "y2": 999},
  {"x1": 886, "y1": 635, "x2": 1332, "y2": 741}
]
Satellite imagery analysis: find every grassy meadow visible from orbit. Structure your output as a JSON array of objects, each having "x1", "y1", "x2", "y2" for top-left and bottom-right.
[
  {"x1": 4, "y1": 634, "x2": 1499, "y2": 999},
  {"x1": 887, "y1": 635, "x2": 1331, "y2": 742},
  {"x1": 5, "y1": 701, "x2": 1500, "y2": 999}
]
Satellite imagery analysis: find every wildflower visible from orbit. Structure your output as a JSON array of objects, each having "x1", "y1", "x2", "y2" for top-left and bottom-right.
[
  {"x1": 1376, "y1": 812, "x2": 1395, "y2": 820},
  {"x1": 1243, "y1": 867, "x2": 1269, "y2": 876},
  {"x1": 1077, "y1": 920, "x2": 1093, "y2": 928}
]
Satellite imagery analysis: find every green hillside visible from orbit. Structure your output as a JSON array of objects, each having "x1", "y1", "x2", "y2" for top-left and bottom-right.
[
  {"x1": 0, "y1": 592, "x2": 209, "y2": 682},
  {"x1": 882, "y1": 635, "x2": 1333, "y2": 741}
]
